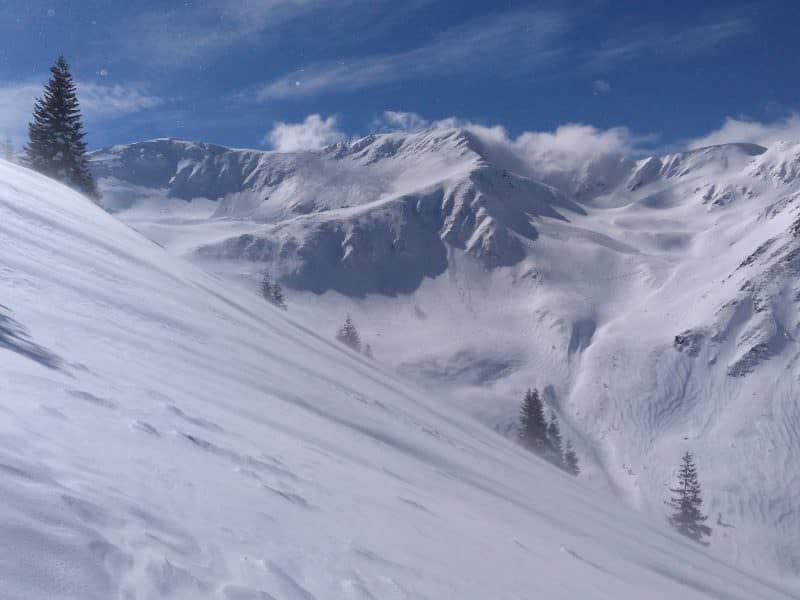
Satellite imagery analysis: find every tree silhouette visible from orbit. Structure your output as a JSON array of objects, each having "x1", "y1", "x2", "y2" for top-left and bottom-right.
[
  {"x1": 336, "y1": 315, "x2": 361, "y2": 352},
  {"x1": 667, "y1": 451, "x2": 712, "y2": 544},
  {"x1": 270, "y1": 282, "x2": 287, "y2": 310},
  {"x1": 563, "y1": 440, "x2": 580, "y2": 476},
  {"x1": 545, "y1": 413, "x2": 563, "y2": 465},
  {"x1": 518, "y1": 388, "x2": 547, "y2": 452},
  {"x1": 26, "y1": 56, "x2": 98, "y2": 199}
]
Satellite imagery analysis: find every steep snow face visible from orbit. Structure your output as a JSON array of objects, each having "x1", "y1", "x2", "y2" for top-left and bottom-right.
[
  {"x1": 92, "y1": 132, "x2": 800, "y2": 582},
  {"x1": 90, "y1": 139, "x2": 266, "y2": 209},
  {"x1": 626, "y1": 143, "x2": 766, "y2": 192},
  {"x1": 196, "y1": 164, "x2": 582, "y2": 295},
  {"x1": 1, "y1": 160, "x2": 793, "y2": 598}
]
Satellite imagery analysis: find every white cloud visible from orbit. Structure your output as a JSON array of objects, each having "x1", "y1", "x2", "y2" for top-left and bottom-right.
[
  {"x1": 592, "y1": 79, "x2": 611, "y2": 94},
  {"x1": 265, "y1": 114, "x2": 345, "y2": 152},
  {"x1": 0, "y1": 83, "x2": 41, "y2": 142},
  {"x1": 378, "y1": 111, "x2": 429, "y2": 132},
  {"x1": 0, "y1": 81, "x2": 162, "y2": 144},
  {"x1": 687, "y1": 113, "x2": 800, "y2": 149},
  {"x1": 514, "y1": 124, "x2": 637, "y2": 162},
  {"x1": 434, "y1": 119, "x2": 662, "y2": 196},
  {"x1": 257, "y1": 9, "x2": 566, "y2": 99},
  {"x1": 455, "y1": 121, "x2": 646, "y2": 177}
]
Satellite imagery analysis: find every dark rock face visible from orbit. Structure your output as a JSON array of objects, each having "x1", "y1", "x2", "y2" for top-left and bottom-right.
[{"x1": 674, "y1": 330, "x2": 704, "y2": 357}]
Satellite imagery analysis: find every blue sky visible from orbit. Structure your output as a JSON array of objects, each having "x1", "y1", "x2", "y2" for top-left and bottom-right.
[{"x1": 0, "y1": 0, "x2": 798, "y2": 154}]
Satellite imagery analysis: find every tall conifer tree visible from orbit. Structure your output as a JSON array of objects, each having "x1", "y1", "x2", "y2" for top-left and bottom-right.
[
  {"x1": 546, "y1": 414, "x2": 564, "y2": 465},
  {"x1": 270, "y1": 282, "x2": 287, "y2": 310},
  {"x1": 667, "y1": 451, "x2": 712, "y2": 544},
  {"x1": 564, "y1": 440, "x2": 580, "y2": 476},
  {"x1": 261, "y1": 273, "x2": 273, "y2": 300},
  {"x1": 26, "y1": 56, "x2": 98, "y2": 199},
  {"x1": 518, "y1": 388, "x2": 547, "y2": 452},
  {"x1": 336, "y1": 315, "x2": 361, "y2": 352}
]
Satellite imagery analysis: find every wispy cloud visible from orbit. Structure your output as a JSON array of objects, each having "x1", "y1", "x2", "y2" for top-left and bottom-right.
[
  {"x1": 588, "y1": 15, "x2": 752, "y2": 69},
  {"x1": 77, "y1": 83, "x2": 163, "y2": 117},
  {"x1": 0, "y1": 81, "x2": 162, "y2": 143},
  {"x1": 688, "y1": 113, "x2": 800, "y2": 149},
  {"x1": 121, "y1": 1, "x2": 307, "y2": 65},
  {"x1": 122, "y1": 0, "x2": 427, "y2": 66},
  {"x1": 592, "y1": 79, "x2": 611, "y2": 95},
  {"x1": 256, "y1": 9, "x2": 568, "y2": 99}
]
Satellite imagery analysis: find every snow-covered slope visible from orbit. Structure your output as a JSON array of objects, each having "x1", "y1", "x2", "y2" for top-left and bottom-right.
[
  {"x1": 90, "y1": 131, "x2": 800, "y2": 584},
  {"x1": 2, "y1": 160, "x2": 792, "y2": 598}
]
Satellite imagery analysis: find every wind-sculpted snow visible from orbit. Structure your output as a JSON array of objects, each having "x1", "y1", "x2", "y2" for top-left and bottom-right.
[
  {"x1": 2, "y1": 159, "x2": 794, "y2": 598},
  {"x1": 0, "y1": 306, "x2": 61, "y2": 369},
  {"x1": 91, "y1": 130, "x2": 800, "y2": 584}
]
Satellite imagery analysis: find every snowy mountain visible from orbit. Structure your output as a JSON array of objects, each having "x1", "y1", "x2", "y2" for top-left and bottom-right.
[
  {"x1": 2, "y1": 159, "x2": 794, "y2": 598},
  {"x1": 91, "y1": 132, "x2": 584, "y2": 294},
  {"x1": 90, "y1": 129, "x2": 800, "y2": 584}
]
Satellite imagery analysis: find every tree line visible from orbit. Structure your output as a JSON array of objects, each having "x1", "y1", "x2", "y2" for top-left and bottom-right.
[
  {"x1": 517, "y1": 389, "x2": 712, "y2": 544},
  {"x1": 517, "y1": 388, "x2": 579, "y2": 475}
]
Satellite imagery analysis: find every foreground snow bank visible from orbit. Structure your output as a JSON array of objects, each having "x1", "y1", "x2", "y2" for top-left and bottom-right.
[{"x1": 0, "y1": 160, "x2": 791, "y2": 598}]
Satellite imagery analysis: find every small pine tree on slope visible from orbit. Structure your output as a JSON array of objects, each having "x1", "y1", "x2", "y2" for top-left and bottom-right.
[
  {"x1": 336, "y1": 315, "x2": 361, "y2": 352},
  {"x1": 26, "y1": 56, "x2": 98, "y2": 199},
  {"x1": 517, "y1": 388, "x2": 547, "y2": 453},
  {"x1": 261, "y1": 273, "x2": 272, "y2": 300},
  {"x1": 260, "y1": 273, "x2": 288, "y2": 309},
  {"x1": 270, "y1": 282, "x2": 287, "y2": 310},
  {"x1": 667, "y1": 451, "x2": 712, "y2": 544},
  {"x1": 545, "y1": 413, "x2": 564, "y2": 466},
  {"x1": 563, "y1": 440, "x2": 580, "y2": 476}
]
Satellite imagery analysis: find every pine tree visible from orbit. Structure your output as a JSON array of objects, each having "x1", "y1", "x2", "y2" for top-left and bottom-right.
[
  {"x1": 336, "y1": 315, "x2": 361, "y2": 352},
  {"x1": 564, "y1": 440, "x2": 580, "y2": 476},
  {"x1": 667, "y1": 451, "x2": 712, "y2": 544},
  {"x1": 270, "y1": 282, "x2": 287, "y2": 310},
  {"x1": 363, "y1": 343, "x2": 373, "y2": 359},
  {"x1": 545, "y1": 413, "x2": 564, "y2": 465},
  {"x1": 517, "y1": 388, "x2": 547, "y2": 452},
  {"x1": 25, "y1": 56, "x2": 98, "y2": 199},
  {"x1": 261, "y1": 273, "x2": 272, "y2": 300}
]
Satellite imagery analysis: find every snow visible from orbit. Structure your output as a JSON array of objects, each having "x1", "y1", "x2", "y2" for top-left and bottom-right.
[
  {"x1": 89, "y1": 129, "x2": 800, "y2": 588},
  {"x1": 0, "y1": 158, "x2": 794, "y2": 597}
]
